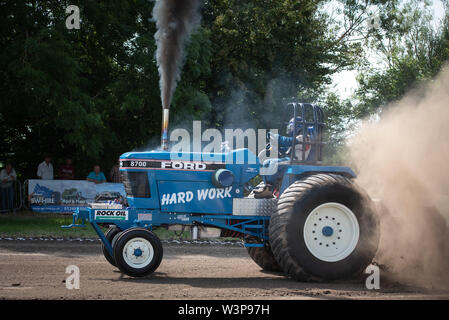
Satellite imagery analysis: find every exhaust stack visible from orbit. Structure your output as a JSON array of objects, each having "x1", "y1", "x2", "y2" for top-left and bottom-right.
[
  {"x1": 153, "y1": 0, "x2": 201, "y2": 152},
  {"x1": 161, "y1": 108, "x2": 169, "y2": 150}
]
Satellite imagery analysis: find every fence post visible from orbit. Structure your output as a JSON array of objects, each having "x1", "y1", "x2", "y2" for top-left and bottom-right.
[
  {"x1": 0, "y1": 179, "x2": 22, "y2": 213},
  {"x1": 22, "y1": 179, "x2": 29, "y2": 211}
]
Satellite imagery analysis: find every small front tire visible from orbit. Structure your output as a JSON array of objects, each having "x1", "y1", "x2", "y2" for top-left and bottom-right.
[
  {"x1": 102, "y1": 226, "x2": 121, "y2": 267},
  {"x1": 113, "y1": 228, "x2": 163, "y2": 277}
]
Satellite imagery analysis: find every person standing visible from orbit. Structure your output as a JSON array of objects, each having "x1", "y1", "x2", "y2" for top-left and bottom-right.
[
  {"x1": 109, "y1": 164, "x2": 121, "y2": 183},
  {"x1": 86, "y1": 165, "x2": 106, "y2": 184},
  {"x1": 59, "y1": 158, "x2": 75, "y2": 180},
  {"x1": 0, "y1": 163, "x2": 16, "y2": 212},
  {"x1": 37, "y1": 156, "x2": 54, "y2": 180}
]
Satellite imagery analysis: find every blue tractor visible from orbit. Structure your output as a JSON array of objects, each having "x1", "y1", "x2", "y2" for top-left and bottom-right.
[{"x1": 63, "y1": 102, "x2": 380, "y2": 281}]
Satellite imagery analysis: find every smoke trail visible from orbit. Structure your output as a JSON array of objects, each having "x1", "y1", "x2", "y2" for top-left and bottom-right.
[
  {"x1": 347, "y1": 65, "x2": 449, "y2": 289},
  {"x1": 153, "y1": 0, "x2": 202, "y2": 109}
]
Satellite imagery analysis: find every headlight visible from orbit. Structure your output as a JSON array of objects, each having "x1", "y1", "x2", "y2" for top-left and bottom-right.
[{"x1": 211, "y1": 169, "x2": 234, "y2": 188}]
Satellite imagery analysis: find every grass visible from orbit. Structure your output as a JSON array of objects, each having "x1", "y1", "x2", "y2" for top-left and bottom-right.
[{"x1": 0, "y1": 211, "x2": 191, "y2": 239}]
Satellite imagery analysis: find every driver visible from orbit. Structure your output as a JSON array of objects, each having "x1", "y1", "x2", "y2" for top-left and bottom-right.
[{"x1": 254, "y1": 116, "x2": 311, "y2": 198}]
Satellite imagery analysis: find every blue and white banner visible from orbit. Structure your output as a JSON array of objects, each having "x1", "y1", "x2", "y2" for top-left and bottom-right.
[{"x1": 28, "y1": 180, "x2": 126, "y2": 213}]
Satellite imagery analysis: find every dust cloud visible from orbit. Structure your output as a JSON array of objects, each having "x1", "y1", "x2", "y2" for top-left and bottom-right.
[{"x1": 348, "y1": 65, "x2": 449, "y2": 289}]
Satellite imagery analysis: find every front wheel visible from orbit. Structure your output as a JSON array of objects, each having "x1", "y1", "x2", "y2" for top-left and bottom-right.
[
  {"x1": 102, "y1": 226, "x2": 121, "y2": 267},
  {"x1": 113, "y1": 228, "x2": 163, "y2": 277},
  {"x1": 269, "y1": 174, "x2": 380, "y2": 281}
]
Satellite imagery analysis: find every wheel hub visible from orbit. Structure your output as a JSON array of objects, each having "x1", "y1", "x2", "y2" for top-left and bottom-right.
[
  {"x1": 322, "y1": 226, "x2": 333, "y2": 237},
  {"x1": 134, "y1": 248, "x2": 143, "y2": 257},
  {"x1": 123, "y1": 237, "x2": 154, "y2": 269}
]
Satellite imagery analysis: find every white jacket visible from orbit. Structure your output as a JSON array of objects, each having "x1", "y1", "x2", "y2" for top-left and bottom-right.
[{"x1": 37, "y1": 162, "x2": 54, "y2": 180}]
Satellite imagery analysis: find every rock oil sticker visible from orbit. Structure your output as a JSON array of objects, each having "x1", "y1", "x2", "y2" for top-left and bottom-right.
[{"x1": 94, "y1": 210, "x2": 128, "y2": 221}]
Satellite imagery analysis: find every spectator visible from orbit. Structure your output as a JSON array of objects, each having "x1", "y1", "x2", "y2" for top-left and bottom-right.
[
  {"x1": 37, "y1": 155, "x2": 54, "y2": 180},
  {"x1": 59, "y1": 158, "x2": 75, "y2": 180},
  {"x1": 0, "y1": 163, "x2": 16, "y2": 212},
  {"x1": 109, "y1": 164, "x2": 121, "y2": 183},
  {"x1": 87, "y1": 165, "x2": 106, "y2": 184}
]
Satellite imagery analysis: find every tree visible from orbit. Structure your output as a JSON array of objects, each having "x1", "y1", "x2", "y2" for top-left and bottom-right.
[
  {"x1": 320, "y1": 0, "x2": 449, "y2": 164},
  {"x1": 0, "y1": 1, "x2": 212, "y2": 178},
  {"x1": 3, "y1": 0, "x2": 445, "y2": 178},
  {"x1": 202, "y1": 0, "x2": 362, "y2": 130},
  {"x1": 354, "y1": 0, "x2": 449, "y2": 117}
]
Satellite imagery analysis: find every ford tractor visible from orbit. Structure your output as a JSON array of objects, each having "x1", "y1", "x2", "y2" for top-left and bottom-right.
[{"x1": 63, "y1": 102, "x2": 380, "y2": 281}]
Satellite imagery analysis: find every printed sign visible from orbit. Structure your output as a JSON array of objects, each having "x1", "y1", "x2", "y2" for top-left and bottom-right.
[
  {"x1": 157, "y1": 181, "x2": 235, "y2": 214},
  {"x1": 94, "y1": 209, "x2": 128, "y2": 221},
  {"x1": 28, "y1": 180, "x2": 126, "y2": 213},
  {"x1": 120, "y1": 159, "x2": 225, "y2": 171},
  {"x1": 160, "y1": 187, "x2": 232, "y2": 205},
  {"x1": 138, "y1": 213, "x2": 152, "y2": 221}
]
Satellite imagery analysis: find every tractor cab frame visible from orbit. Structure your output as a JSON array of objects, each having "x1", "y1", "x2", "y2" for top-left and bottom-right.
[{"x1": 287, "y1": 102, "x2": 325, "y2": 164}]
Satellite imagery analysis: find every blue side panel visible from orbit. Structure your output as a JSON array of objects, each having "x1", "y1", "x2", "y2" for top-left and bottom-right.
[
  {"x1": 157, "y1": 181, "x2": 242, "y2": 214},
  {"x1": 119, "y1": 148, "x2": 259, "y2": 213}
]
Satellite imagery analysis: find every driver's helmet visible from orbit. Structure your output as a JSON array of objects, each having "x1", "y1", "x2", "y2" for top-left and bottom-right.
[{"x1": 286, "y1": 116, "x2": 304, "y2": 136}]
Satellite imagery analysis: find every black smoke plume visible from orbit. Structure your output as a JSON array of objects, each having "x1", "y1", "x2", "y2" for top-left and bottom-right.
[{"x1": 153, "y1": 0, "x2": 202, "y2": 109}]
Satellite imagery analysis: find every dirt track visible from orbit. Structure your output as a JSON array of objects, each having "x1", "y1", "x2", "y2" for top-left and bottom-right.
[{"x1": 0, "y1": 241, "x2": 448, "y2": 300}]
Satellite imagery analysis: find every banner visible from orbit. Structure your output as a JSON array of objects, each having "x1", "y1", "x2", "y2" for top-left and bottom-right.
[{"x1": 28, "y1": 180, "x2": 126, "y2": 213}]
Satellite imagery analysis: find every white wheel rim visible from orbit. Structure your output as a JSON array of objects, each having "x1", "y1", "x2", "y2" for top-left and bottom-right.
[
  {"x1": 303, "y1": 202, "x2": 360, "y2": 262},
  {"x1": 122, "y1": 237, "x2": 154, "y2": 269}
]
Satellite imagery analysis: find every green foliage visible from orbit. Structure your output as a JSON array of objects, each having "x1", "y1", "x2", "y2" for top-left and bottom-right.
[
  {"x1": 1, "y1": 0, "x2": 447, "y2": 177},
  {"x1": 354, "y1": 0, "x2": 449, "y2": 117},
  {"x1": 0, "y1": 1, "x2": 213, "y2": 178},
  {"x1": 203, "y1": 0, "x2": 361, "y2": 130},
  {"x1": 0, "y1": 212, "x2": 190, "y2": 239},
  {"x1": 321, "y1": 0, "x2": 449, "y2": 163}
]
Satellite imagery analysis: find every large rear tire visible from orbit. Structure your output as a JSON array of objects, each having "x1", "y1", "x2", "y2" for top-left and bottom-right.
[
  {"x1": 269, "y1": 174, "x2": 380, "y2": 281},
  {"x1": 113, "y1": 228, "x2": 163, "y2": 277}
]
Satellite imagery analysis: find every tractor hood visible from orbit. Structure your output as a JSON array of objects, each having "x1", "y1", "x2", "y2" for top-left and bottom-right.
[
  {"x1": 119, "y1": 148, "x2": 258, "y2": 164},
  {"x1": 118, "y1": 148, "x2": 260, "y2": 212},
  {"x1": 119, "y1": 148, "x2": 260, "y2": 183}
]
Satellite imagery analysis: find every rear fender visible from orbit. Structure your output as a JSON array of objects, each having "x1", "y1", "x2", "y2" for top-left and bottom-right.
[{"x1": 280, "y1": 165, "x2": 356, "y2": 194}]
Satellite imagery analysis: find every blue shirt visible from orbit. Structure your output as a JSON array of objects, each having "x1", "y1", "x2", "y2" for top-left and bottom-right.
[
  {"x1": 87, "y1": 171, "x2": 106, "y2": 182},
  {"x1": 272, "y1": 134, "x2": 311, "y2": 158}
]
